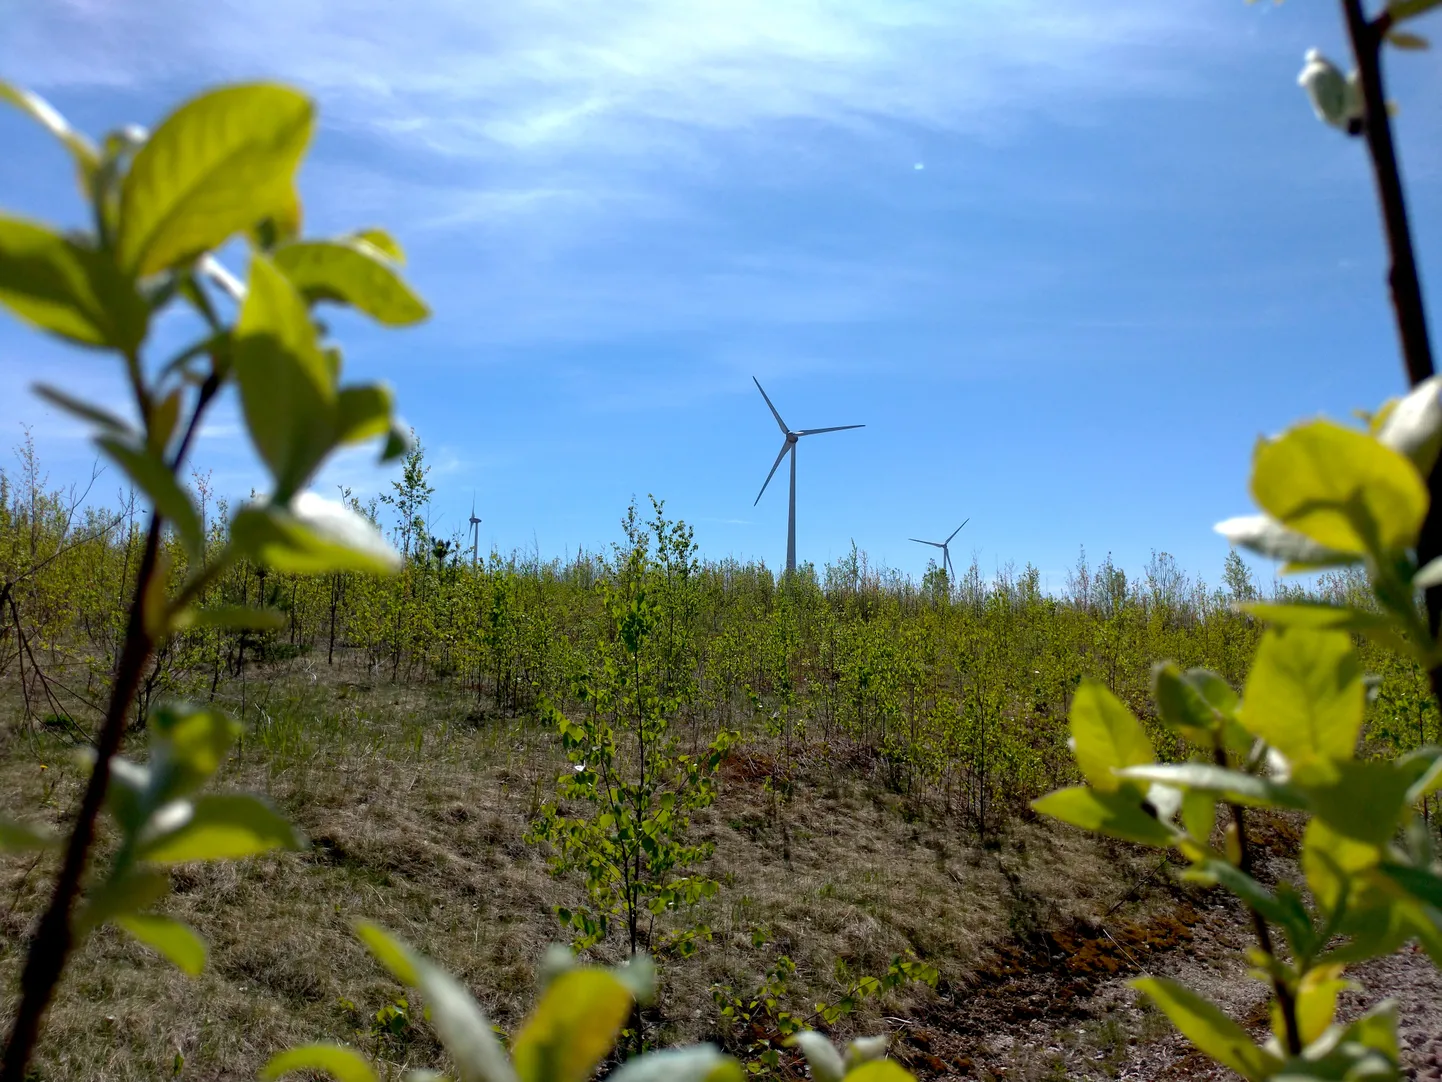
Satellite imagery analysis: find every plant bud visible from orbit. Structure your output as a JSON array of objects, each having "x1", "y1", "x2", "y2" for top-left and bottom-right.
[{"x1": 1298, "y1": 49, "x2": 1364, "y2": 133}]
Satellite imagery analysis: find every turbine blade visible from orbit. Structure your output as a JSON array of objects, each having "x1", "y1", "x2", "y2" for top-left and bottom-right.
[
  {"x1": 796, "y1": 424, "x2": 864, "y2": 436},
  {"x1": 753, "y1": 377, "x2": 789, "y2": 435},
  {"x1": 909, "y1": 538, "x2": 944, "y2": 548},
  {"x1": 754, "y1": 440, "x2": 790, "y2": 505},
  {"x1": 946, "y1": 518, "x2": 969, "y2": 544}
]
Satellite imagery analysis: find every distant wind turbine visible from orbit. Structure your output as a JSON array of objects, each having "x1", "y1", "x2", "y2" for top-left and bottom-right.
[
  {"x1": 752, "y1": 377, "x2": 864, "y2": 575},
  {"x1": 909, "y1": 519, "x2": 969, "y2": 581},
  {"x1": 467, "y1": 494, "x2": 482, "y2": 566}
]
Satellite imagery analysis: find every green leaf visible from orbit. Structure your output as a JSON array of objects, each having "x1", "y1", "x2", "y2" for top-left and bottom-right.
[
  {"x1": 1152, "y1": 662, "x2": 1230, "y2": 739},
  {"x1": 172, "y1": 605, "x2": 287, "y2": 632},
  {"x1": 1068, "y1": 679, "x2": 1154, "y2": 792},
  {"x1": 0, "y1": 80, "x2": 99, "y2": 194},
  {"x1": 1214, "y1": 515, "x2": 1361, "y2": 571},
  {"x1": 1377, "y1": 862, "x2": 1442, "y2": 909},
  {"x1": 1296, "y1": 759, "x2": 1420, "y2": 846},
  {"x1": 95, "y1": 435, "x2": 202, "y2": 558},
  {"x1": 0, "y1": 216, "x2": 148, "y2": 350},
  {"x1": 512, "y1": 969, "x2": 633, "y2": 1082},
  {"x1": 117, "y1": 83, "x2": 313, "y2": 277},
  {"x1": 233, "y1": 255, "x2": 337, "y2": 500},
  {"x1": 1388, "y1": 0, "x2": 1442, "y2": 22},
  {"x1": 1180, "y1": 789, "x2": 1216, "y2": 843},
  {"x1": 1239, "y1": 628, "x2": 1364, "y2": 764},
  {"x1": 354, "y1": 924, "x2": 519, "y2": 1082},
  {"x1": 788, "y1": 1034, "x2": 845, "y2": 1082},
  {"x1": 76, "y1": 869, "x2": 171, "y2": 932},
  {"x1": 1374, "y1": 374, "x2": 1442, "y2": 476},
  {"x1": 116, "y1": 913, "x2": 206, "y2": 975},
  {"x1": 137, "y1": 793, "x2": 303, "y2": 864},
  {"x1": 0, "y1": 815, "x2": 59, "y2": 852},
  {"x1": 1131, "y1": 977, "x2": 1279, "y2": 1081},
  {"x1": 1386, "y1": 29, "x2": 1430, "y2": 48},
  {"x1": 608, "y1": 1046, "x2": 743, "y2": 1082},
  {"x1": 230, "y1": 495, "x2": 401, "y2": 575},
  {"x1": 1116, "y1": 763, "x2": 1307, "y2": 809},
  {"x1": 1302, "y1": 818, "x2": 1382, "y2": 914},
  {"x1": 262, "y1": 1044, "x2": 379, "y2": 1082},
  {"x1": 350, "y1": 229, "x2": 405, "y2": 263},
  {"x1": 840, "y1": 1062, "x2": 913, "y2": 1082},
  {"x1": 273, "y1": 240, "x2": 429, "y2": 326},
  {"x1": 1289, "y1": 965, "x2": 1350, "y2": 1048},
  {"x1": 354, "y1": 921, "x2": 421, "y2": 987},
  {"x1": 337, "y1": 384, "x2": 397, "y2": 446},
  {"x1": 32, "y1": 384, "x2": 134, "y2": 435},
  {"x1": 1030, "y1": 785, "x2": 1177, "y2": 847},
  {"x1": 149, "y1": 704, "x2": 242, "y2": 801},
  {"x1": 1339, "y1": 1000, "x2": 1400, "y2": 1063},
  {"x1": 1242, "y1": 602, "x2": 1393, "y2": 633},
  {"x1": 1251, "y1": 420, "x2": 1427, "y2": 556},
  {"x1": 1187, "y1": 860, "x2": 1314, "y2": 956}
]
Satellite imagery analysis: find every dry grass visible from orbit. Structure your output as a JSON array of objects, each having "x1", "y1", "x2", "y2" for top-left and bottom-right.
[{"x1": 1, "y1": 659, "x2": 1177, "y2": 1082}]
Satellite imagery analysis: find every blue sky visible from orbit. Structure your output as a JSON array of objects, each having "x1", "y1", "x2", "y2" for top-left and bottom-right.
[{"x1": 2, "y1": 0, "x2": 1440, "y2": 591}]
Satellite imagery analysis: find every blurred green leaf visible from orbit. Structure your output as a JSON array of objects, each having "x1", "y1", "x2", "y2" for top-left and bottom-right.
[
  {"x1": 1389, "y1": 0, "x2": 1442, "y2": 20},
  {"x1": 231, "y1": 495, "x2": 401, "y2": 575},
  {"x1": 0, "y1": 79, "x2": 99, "y2": 195},
  {"x1": 1297, "y1": 759, "x2": 1421, "y2": 845},
  {"x1": 1152, "y1": 662, "x2": 1232, "y2": 739},
  {"x1": 839, "y1": 1062, "x2": 913, "y2": 1082},
  {"x1": 1068, "y1": 679, "x2": 1154, "y2": 792},
  {"x1": 350, "y1": 228, "x2": 405, "y2": 263},
  {"x1": 1289, "y1": 965, "x2": 1350, "y2": 1048},
  {"x1": 1117, "y1": 763, "x2": 1306, "y2": 808},
  {"x1": 32, "y1": 384, "x2": 133, "y2": 434},
  {"x1": 117, "y1": 913, "x2": 206, "y2": 975},
  {"x1": 0, "y1": 216, "x2": 148, "y2": 350},
  {"x1": 1240, "y1": 628, "x2": 1364, "y2": 764},
  {"x1": 1386, "y1": 29, "x2": 1430, "y2": 48},
  {"x1": 76, "y1": 869, "x2": 171, "y2": 932},
  {"x1": 273, "y1": 240, "x2": 429, "y2": 326},
  {"x1": 337, "y1": 384, "x2": 397, "y2": 446},
  {"x1": 96, "y1": 434, "x2": 202, "y2": 558},
  {"x1": 354, "y1": 922, "x2": 518, "y2": 1082},
  {"x1": 117, "y1": 84, "x2": 313, "y2": 277},
  {"x1": 512, "y1": 969, "x2": 633, "y2": 1082},
  {"x1": 172, "y1": 605, "x2": 287, "y2": 632},
  {"x1": 1214, "y1": 514, "x2": 1362, "y2": 571},
  {"x1": 233, "y1": 255, "x2": 337, "y2": 500},
  {"x1": 0, "y1": 815, "x2": 59, "y2": 852},
  {"x1": 149, "y1": 705, "x2": 242, "y2": 801},
  {"x1": 1251, "y1": 420, "x2": 1426, "y2": 556},
  {"x1": 608, "y1": 1046, "x2": 743, "y2": 1082},
  {"x1": 137, "y1": 793, "x2": 303, "y2": 863},
  {"x1": 1377, "y1": 862, "x2": 1442, "y2": 909},
  {"x1": 1131, "y1": 977, "x2": 1278, "y2": 1081},
  {"x1": 262, "y1": 1044, "x2": 379, "y2": 1082},
  {"x1": 788, "y1": 1034, "x2": 845, "y2": 1082},
  {"x1": 1031, "y1": 785, "x2": 1176, "y2": 847},
  {"x1": 1242, "y1": 602, "x2": 1393, "y2": 633}
]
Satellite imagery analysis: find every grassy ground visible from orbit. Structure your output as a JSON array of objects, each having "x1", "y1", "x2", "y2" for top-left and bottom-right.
[{"x1": 1, "y1": 655, "x2": 1200, "y2": 1082}]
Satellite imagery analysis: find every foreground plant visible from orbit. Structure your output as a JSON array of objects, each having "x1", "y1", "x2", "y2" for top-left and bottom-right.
[{"x1": 0, "y1": 78, "x2": 424, "y2": 1080}]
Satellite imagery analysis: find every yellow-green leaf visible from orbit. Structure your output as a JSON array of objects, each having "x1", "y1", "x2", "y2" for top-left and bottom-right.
[
  {"x1": 354, "y1": 921, "x2": 421, "y2": 987},
  {"x1": 1130, "y1": 977, "x2": 1279, "y2": 1081},
  {"x1": 172, "y1": 605, "x2": 287, "y2": 632},
  {"x1": 262, "y1": 1044, "x2": 379, "y2": 1082},
  {"x1": 76, "y1": 870, "x2": 171, "y2": 933},
  {"x1": 137, "y1": 793, "x2": 303, "y2": 863},
  {"x1": 512, "y1": 969, "x2": 633, "y2": 1082},
  {"x1": 1287, "y1": 964, "x2": 1350, "y2": 1047},
  {"x1": 230, "y1": 494, "x2": 400, "y2": 576},
  {"x1": 840, "y1": 1061, "x2": 914, "y2": 1082},
  {"x1": 608, "y1": 1046, "x2": 742, "y2": 1082},
  {"x1": 233, "y1": 255, "x2": 337, "y2": 499},
  {"x1": 117, "y1": 913, "x2": 207, "y2": 975},
  {"x1": 273, "y1": 240, "x2": 429, "y2": 326},
  {"x1": 350, "y1": 228, "x2": 405, "y2": 264},
  {"x1": 0, "y1": 216, "x2": 148, "y2": 350},
  {"x1": 149, "y1": 705, "x2": 242, "y2": 801},
  {"x1": 96, "y1": 434, "x2": 202, "y2": 558},
  {"x1": 0, "y1": 815, "x2": 59, "y2": 853},
  {"x1": 0, "y1": 80, "x2": 99, "y2": 195},
  {"x1": 1386, "y1": 29, "x2": 1430, "y2": 48},
  {"x1": 1251, "y1": 420, "x2": 1427, "y2": 555},
  {"x1": 1030, "y1": 786, "x2": 1176, "y2": 847},
  {"x1": 1239, "y1": 628, "x2": 1363, "y2": 764},
  {"x1": 117, "y1": 84, "x2": 313, "y2": 276},
  {"x1": 1068, "y1": 678, "x2": 1154, "y2": 792},
  {"x1": 337, "y1": 384, "x2": 397, "y2": 446}
]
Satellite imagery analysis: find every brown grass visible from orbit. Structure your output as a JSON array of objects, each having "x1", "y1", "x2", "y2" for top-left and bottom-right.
[{"x1": 1, "y1": 659, "x2": 1187, "y2": 1082}]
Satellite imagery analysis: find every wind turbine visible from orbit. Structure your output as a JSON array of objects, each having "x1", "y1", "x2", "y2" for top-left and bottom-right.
[
  {"x1": 752, "y1": 377, "x2": 864, "y2": 575},
  {"x1": 467, "y1": 494, "x2": 482, "y2": 566},
  {"x1": 909, "y1": 519, "x2": 969, "y2": 581}
]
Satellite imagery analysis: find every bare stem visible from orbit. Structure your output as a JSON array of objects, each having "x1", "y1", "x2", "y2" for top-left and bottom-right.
[
  {"x1": 0, "y1": 515, "x2": 161, "y2": 1082},
  {"x1": 1339, "y1": 0, "x2": 1442, "y2": 700}
]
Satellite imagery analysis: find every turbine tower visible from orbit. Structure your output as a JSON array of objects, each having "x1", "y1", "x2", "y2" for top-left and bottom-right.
[
  {"x1": 909, "y1": 519, "x2": 969, "y2": 582},
  {"x1": 752, "y1": 377, "x2": 864, "y2": 575},
  {"x1": 467, "y1": 494, "x2": 482, "y2": 566}
]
